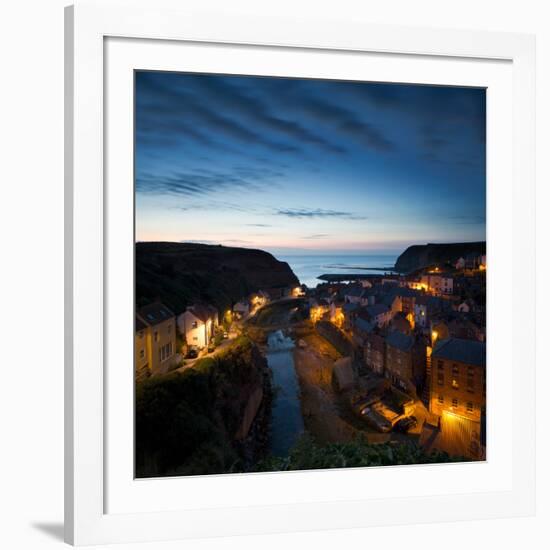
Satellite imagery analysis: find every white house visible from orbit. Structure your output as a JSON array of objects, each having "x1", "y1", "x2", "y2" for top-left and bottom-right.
[
  {"x1": 233, "y1": 299, "x2": 251, "y2": 319},
  {"x1": 421, "y1": 274, "x2": 454, "y2": 296},
  {"x1": 177, "y1": 304, "x2": 218, "y2": 349}
]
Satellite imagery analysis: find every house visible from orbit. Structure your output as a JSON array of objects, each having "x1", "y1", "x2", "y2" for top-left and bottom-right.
[
  {"x1": 385, "y1": 331, "x2": 426, "y2": 392},
  {"x1": 388, "y1": 287, "x2": 420, "y2": 315},
  {"x1": 361, "y1": 303, "x2": 391, "y2": 328},
  {"x1": 464, "y1": 252, "x2": 479, "y2": 270},
  {"x1": 414, "y1": 295, "x2": 448, "y2": 328},
  {"x1": 233, "y1": 299, "x2": 251, "y2": 319},
  {"x1": 135, "y1": 316, "x2": 150, "y2": 381},
  {"x1": 352, "y1": 316, "x2": 376, "y2": 347},
  {"x1": 429, "y1": 338, "x2": 486, "y2": 459},
  {"x1": 364, "y1": 333, "x2": 385, "y2": 375},
  {"x1": 136, "y1": 302, "x2": 177, "y2": 376},
  {"x1": 344, "y1": 285, "x2": 369, "y2": 306},
  {"x1": 447, "y1": 317, "x2": 485, "y2": 342},
  {"x1": 390, "y1": 313, "x2": 412, "y2": 335},
  {"x1": 177, "y1": 304, "x2": 218, "y2": 349},
  {"x1": 421, "y1": 273, "x2": 454, "y2": 296}
]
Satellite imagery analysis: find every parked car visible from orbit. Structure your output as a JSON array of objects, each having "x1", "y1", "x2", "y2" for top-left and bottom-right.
[
  {"x1": 394, "y1": 416, "x2": 418, "y2": 433},
  {"x1": 185, "y1": 348, "x2": 198, "y2": 359}
]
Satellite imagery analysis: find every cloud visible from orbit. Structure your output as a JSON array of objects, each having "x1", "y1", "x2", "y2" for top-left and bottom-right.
[
  {"x1": 179, "y1": 75, "x2": 347, "y2": 154},
  {"x1": 275, "y1": 208, "x2": 367, "y2": 220},
  {"x1": 245, "y1": 223, "x2": 273, "y2": 227},
  {"x1": 136, "y1": 72, "x2": 302, "y2": 155},
  {"x1": 302, "y1": 234, "x2": 331, "y2": 239},
  {"x1": 137, "y1": 166, "x2": 282, "y2": 198}
]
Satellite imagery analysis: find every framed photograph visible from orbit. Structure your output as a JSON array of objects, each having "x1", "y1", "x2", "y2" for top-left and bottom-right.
[{"x1": 65, "y1": 0, "x2": 535, "y2": 545}]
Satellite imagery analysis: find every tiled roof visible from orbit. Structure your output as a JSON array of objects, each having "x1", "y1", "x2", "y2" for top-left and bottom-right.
[
  {"x1": 386, "y1": 330, "x2": 414, "y2": 352},
  {"x1": 345, "y1": 286, "x2": 365, "y2": 298},
  {"x1": 355, "y1": 317, "x2": 375, "y2": 333},
  {"x1": 365, "y1": 304, "x2": 389, "y2": 318},
  {"x1": 432, "y1": 337, "x2": 486, "y2": 367},
  {"x1": 188, "y1": 304, "x2": 218, "y2": 323},
  {"x1": 137, "y1": 302, "x2": 175, "y2": 326},
  {"x1": 343, "y1": 302, "x2": 360, "y2": 314}
]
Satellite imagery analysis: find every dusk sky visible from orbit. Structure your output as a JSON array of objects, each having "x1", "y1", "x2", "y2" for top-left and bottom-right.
[{"x1": 135, "y1": 71, "x2": 486, "y2": 256}]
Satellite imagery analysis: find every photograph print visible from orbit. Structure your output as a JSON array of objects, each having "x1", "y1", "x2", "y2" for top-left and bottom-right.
[{"x1": 134, "y1": 71, "x2": 486, "y2": 478}]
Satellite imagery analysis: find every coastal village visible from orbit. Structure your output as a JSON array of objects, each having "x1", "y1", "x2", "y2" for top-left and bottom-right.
[{"x1": 135, "y1": 247, "x2": 487, "y2": 465}]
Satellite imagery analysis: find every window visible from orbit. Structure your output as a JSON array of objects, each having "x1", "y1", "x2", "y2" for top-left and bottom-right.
[
  {"x1": 437, "y1": 395, "x2": 444, "y2": 404},
  {"x1": 437, "y1": 360, "x2": 444, "y2": 370},
  {"x1": 139, "y1": 349, "x2": 145, "y2": 359},
  {"x1": 466, "y1": 402, "x2": 474, "y2": 413},
  {"x1": 452, "y1": 398, "x2": 458, "y2": 408},
  {"x1": 452, "y1": 364, "x2": 459, "y2": 376},
  {"x1": 167, "y1": 323, "x2": 172, "y2": 333},
  {"x1": 437, "y1": 373, "x2": 444, "y2": 386},
  {"x1": 154, "y1": 331, "x2": 159, "y2": 342},
  {"x1": 451, "y1": 379, "x2": 459, "y2": 390},
  {"x1": 192, "y1": 321, "x2": 198, "y2": 329}
]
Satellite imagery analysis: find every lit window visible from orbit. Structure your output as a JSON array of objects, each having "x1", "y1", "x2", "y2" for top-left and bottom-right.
[
  {"x1": 192, "y1": 321, "x2": 198, "y2": 329},
  {"x1": 437, "y1": 374, "x2": 444, "y2": 386},
  {"x1": 452, "y1": 398, "x2": 458, "y2": 408},
  {"x1": 438, "y1": 395, "x2": 444, "y2": 404},
  {"x1": 452, "y1": 379, "x2": 459, "y2": 389},
  {"x1": 467, "y1": 402, "x2": 474, "y2": 413}
]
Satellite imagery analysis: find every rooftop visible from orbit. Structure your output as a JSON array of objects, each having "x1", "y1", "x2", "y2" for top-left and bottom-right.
[
  {"x1": 386, "y1": 330, "x2": 415, "y2": 352},
  {"x1": 432, "y1": 337, "x2": 486, "y2": 367},
  {"x1": 137, "y1": 302, "x2": 175, "y2": 326}
]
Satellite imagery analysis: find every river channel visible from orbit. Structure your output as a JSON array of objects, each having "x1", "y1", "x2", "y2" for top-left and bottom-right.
[{"x1": 266, "y1": 330, "x2": 305, "y2": 457}]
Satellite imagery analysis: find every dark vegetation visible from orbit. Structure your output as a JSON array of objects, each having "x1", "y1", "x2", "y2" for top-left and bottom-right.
[
  {"x1": 395, "y1": 241, "x2": 486, "y2": 272},
  {"x1": 136, "y1": 241, "x2": 299, "y2": 314},
  {"x1": 257, "y1": 434, "x2": 468, "y2": 472},
  {"x1": 135, "y1": 337, "x2": 268, "y2": 477}
]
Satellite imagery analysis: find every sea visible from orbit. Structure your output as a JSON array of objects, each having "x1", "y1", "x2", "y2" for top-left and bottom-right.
[{"x1": 275, "y1": 253, "x2": 399, "y2": 289}]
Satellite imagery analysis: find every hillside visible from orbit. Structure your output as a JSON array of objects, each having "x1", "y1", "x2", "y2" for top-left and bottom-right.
[
  {"x1": 136, "y1": 242, "x2": 299, "y2": 314},
  {"x1": 394, "y1": 241, "x2": 486, "y2": 273}
]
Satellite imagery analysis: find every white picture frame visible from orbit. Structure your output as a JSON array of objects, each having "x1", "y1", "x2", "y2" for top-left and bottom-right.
[{"x1": 65, "y1": 0, "x2": 536, "y2": 545}]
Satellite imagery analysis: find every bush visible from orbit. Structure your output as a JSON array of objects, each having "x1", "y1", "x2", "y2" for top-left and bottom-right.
[{"x1": 256, "y1": 434, "x2": 468, "y2": 472}]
